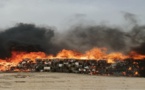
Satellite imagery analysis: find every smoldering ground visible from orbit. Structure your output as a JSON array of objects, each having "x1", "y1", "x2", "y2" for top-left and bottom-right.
[{"x1": 0, "y1": 16, "x2": 145, "y2": 59}]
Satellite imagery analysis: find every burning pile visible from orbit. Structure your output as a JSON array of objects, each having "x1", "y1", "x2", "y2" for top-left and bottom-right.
[
  {"x1": 9, "y1": 58, "x2": 144, "y2": 77},
  {"x1": 0, "y1": 48, "x2": 145, "y2": 77},
  {"x1": 0, "y1": 23, "x2": 145, "y2": 77}
]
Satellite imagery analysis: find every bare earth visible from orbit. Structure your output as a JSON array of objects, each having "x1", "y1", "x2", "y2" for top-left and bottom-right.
[{"x1": 0, "y1": 72, "x2": 145, "y2": 90}]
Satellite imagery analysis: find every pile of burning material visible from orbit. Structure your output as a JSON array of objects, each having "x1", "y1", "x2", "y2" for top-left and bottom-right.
[
  {"x1": 1, "y1": 23, "x2": 145, "y2": 78},
  {"x1": 8, "y1": 58, "x2": 145, "y2": 77}
]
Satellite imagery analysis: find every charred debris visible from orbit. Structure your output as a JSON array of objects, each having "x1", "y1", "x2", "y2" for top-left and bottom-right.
[{"x1": 5, "y1": 58, "x2": 145, "y2": 77}]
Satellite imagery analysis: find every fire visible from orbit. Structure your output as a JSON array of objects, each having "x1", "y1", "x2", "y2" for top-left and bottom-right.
[
  {"x1": 9, "y1": 51, "x2": 46, "y2": 63},
  {"x1": 134, "y1": 71, "x2": 139, "y2": 76},
  {"x1": 55, "y1": 48, "x2": 107, "y2": 59},
  {"x1": 129, "y1": 51, "x2": 145, "y2": 60},
  {"x1": 0, "y1": 47, "x2": 145, "y2": 71},
  {"x1": 0, "y1": 51, "x2": 46, "y2": 71},
  {"x1": 55, "y1": 49, "x2": 82, "y2": 59},
  {"x1": 84, "y1": 48, "x2": 106, "y2": 60}
]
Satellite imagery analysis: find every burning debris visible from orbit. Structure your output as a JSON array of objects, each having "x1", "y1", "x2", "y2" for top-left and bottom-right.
[
  {"x1": 0, "y1": 22, "x2": 145, "y2": 77},
  {"x1": 0, "y1": 57, "x2": 144, "y2": 77}
]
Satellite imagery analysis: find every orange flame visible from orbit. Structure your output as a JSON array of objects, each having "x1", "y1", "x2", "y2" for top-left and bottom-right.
[
  {"x1": 0, "y1": 47, "x2": 145, "y2": 71},
  {"x1": 0, "y1": 51, "x2": 46, "y2": 71},
  {"x1": 129, "y1": 51, "x2": 145, "y2": 59}
]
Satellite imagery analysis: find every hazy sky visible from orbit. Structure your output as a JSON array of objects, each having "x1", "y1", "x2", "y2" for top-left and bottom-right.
[{"x1": 0, "y1": 0, "x2": 145, "y2": 29}]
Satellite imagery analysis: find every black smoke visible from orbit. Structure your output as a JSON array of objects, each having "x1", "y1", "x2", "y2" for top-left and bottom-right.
[
  {"x1": 130, "y1": 26, "x2": 145, "y2": 54},
  {"x1": 53, "y1": 25, "x2": 128, "y2": 53},
  {"x1": 0, "y1": 16, "x2": 145, "y2": 59},
  {"x1": 0, "y1": 23, "x2": 55, "y2": 58}
]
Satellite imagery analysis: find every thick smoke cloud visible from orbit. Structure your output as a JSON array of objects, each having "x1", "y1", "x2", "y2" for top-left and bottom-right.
[
  {"x1": 130, "y1": 25, "x2": 145, "y2": 54},
  {"x1": 53, "y1": 25, "x2": 129, "y2": 53},
  {"x1": 0, "y1": 14, "x2": 145, "y2": 59},
  {"x1": 0, "y1": 23, "x2": 55, "y2": 58}
]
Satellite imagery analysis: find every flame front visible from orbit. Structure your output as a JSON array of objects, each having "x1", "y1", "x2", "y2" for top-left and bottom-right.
[
  {"x1": 0, "y1": 47, "x2": 145, "y2": 71},
  {"x1": 0, "y1": 51, "x2": 46, "y2": 71}
]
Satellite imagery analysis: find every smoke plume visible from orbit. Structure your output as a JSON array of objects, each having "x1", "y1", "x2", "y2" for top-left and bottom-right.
[
  {"x1": 0, "y1": 13, "x2": 145, "y2": 59},
  {"x1": 53, "y1": 25, "x2": 128, "y2": 53},
  {"x1": 0, "y1": 23, "x2": 55, "y2": 58}
]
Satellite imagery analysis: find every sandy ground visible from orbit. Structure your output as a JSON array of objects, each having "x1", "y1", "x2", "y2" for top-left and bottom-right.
[{"x1": 0, "y1": 72, "x2": 145, "y2": 90}]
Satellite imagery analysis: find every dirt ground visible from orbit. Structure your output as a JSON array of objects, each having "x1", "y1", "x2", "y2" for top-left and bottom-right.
[{"x1": 0, "y1": 72, "x2": 145, "y2": 90}]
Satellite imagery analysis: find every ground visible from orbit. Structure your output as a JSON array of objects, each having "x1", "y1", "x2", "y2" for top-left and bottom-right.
[{"x1": 0, "y1": 72, "x2": 145, "y2": 90}]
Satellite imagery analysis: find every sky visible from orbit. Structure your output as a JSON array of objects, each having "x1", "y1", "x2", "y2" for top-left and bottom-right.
[{"x1": 0, "y1": 0, "x2": 145, "y2": 30}]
